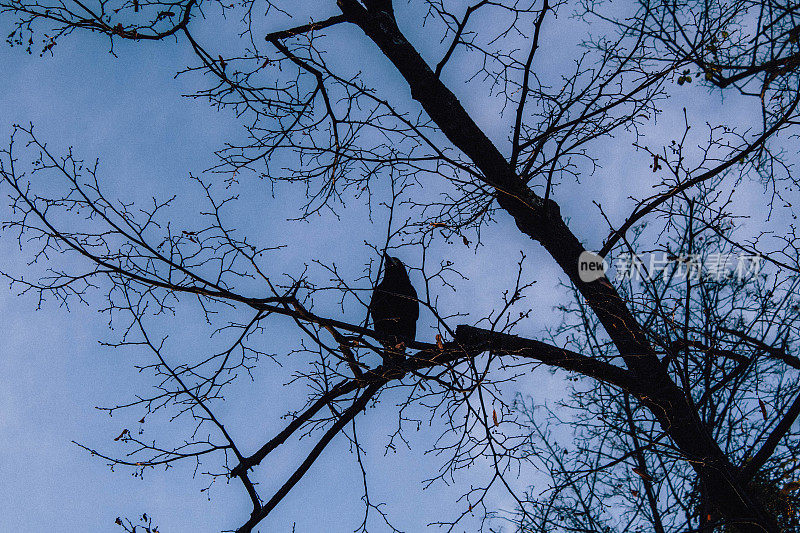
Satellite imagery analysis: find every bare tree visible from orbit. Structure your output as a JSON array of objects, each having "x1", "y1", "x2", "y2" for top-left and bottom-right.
[{"x1": 1, "y1": 0, "x2": 799, "y2": 531}]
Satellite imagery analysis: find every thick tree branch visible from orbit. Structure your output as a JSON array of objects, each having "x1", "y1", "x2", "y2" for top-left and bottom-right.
[
  {"x1": 264, "y1": 14, "x2": 348, "y2": 42},
  {"x1": 335, "y1": 2, "x2": 780, "y2": 529},
  {"x1": 452, "y1": 325, "x2": 641, "y2": 392}
]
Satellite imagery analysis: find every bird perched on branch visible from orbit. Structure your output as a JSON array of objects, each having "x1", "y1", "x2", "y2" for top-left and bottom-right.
[{"x1": 369, "y1": 254, "x2": 418, "y2": 364}]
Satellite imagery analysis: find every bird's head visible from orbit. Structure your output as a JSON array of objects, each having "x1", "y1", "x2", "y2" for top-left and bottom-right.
[{"x1": 383, "y1": 253, "x2": 408, "y2": 277}]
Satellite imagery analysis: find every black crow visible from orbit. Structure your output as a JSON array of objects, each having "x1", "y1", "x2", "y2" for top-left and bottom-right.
[{"x1": 369, "y1": 254, "x2": 419, "y2": 363}]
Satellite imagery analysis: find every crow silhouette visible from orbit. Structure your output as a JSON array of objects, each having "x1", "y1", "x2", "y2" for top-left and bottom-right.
[{"x1": 369, "y1": 254, "x2": 418, "y2": 363}]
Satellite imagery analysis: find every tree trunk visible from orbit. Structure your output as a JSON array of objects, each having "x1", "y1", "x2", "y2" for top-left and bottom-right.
[{"x1": 337, "y1": 2, "x2": 779, "y2": 530}]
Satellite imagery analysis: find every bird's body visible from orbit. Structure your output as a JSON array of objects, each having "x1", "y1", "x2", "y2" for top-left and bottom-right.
[{"x1": 369, "y1": 255, "x2": 419, "y2": 363}]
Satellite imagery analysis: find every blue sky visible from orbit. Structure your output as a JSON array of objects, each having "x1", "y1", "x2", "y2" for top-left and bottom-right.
[
  {"x1": 0, "y1": 2, "x2": 788, "y2": 532},
  {"x1": 0, "y1": 27, "x2": 247, "y2": 532},
  {"x1": 0, "y1": 18, "x2": 548, "y2": 532}
]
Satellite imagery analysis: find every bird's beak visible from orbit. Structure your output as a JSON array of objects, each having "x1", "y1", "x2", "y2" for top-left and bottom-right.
[{"x1": 383, "y1": 253, "x2": 393, "y2": 266}]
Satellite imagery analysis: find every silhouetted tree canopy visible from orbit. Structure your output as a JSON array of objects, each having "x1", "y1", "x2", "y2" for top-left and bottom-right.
[{"x1": 2, "y1": 0, "x2": 800, "y2": 531}]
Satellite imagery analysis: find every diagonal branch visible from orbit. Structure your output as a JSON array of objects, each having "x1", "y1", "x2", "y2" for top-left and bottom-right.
[
  {"x1": 720, "y1": 326, "x2": 800, "y2": 370},
  {"x1": 599, "y1": 90, "x2": 800, "y2": 258},
  {"x1": 334, "y1": 2, "x2": 780, "y2": 529},
  {"x1": 451, "y1": 325, "x2": 642, "y2": 393},
  {"x1": 740, "y1": 390, "x2": 800, "y2": 482},
  {"x1": 264, "y1": 14, "x2": 348, "y2": 42},
  {"x1": 235, "y1": 381, "x2": 384, "y2": 533}
]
